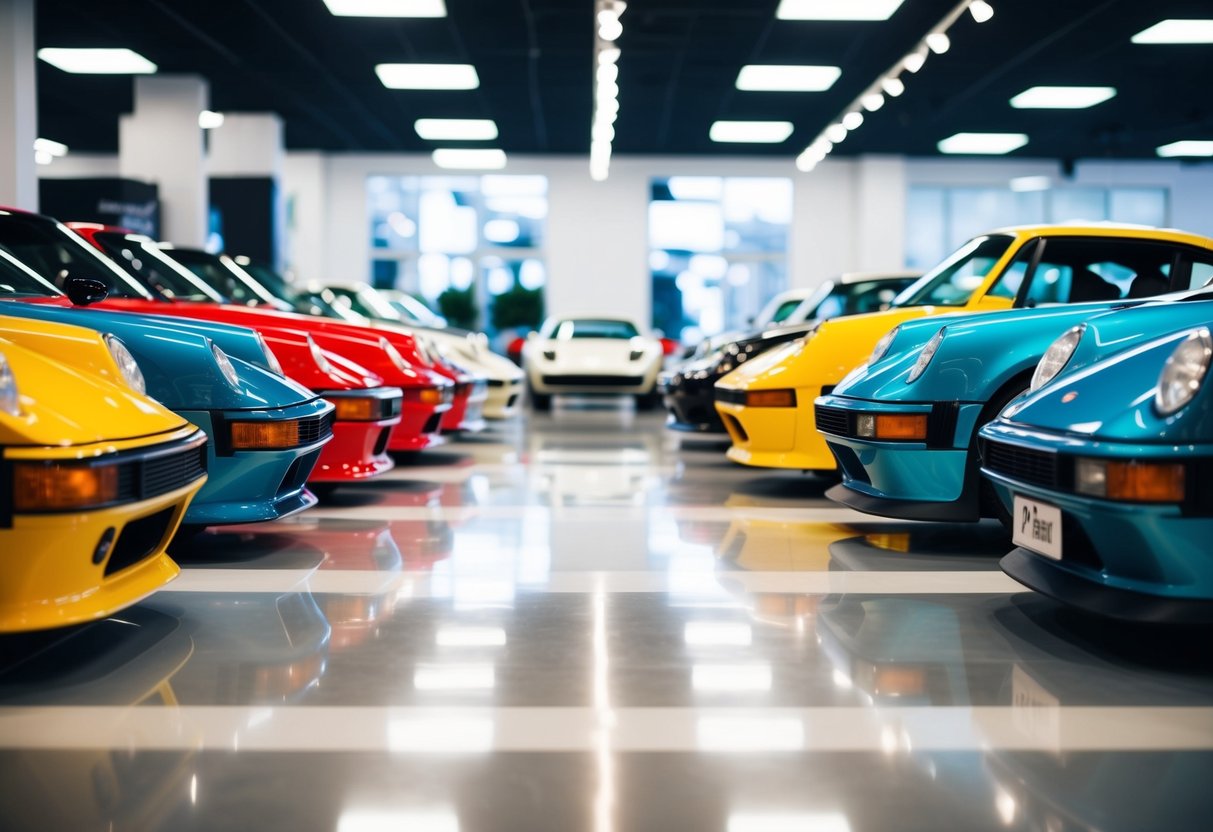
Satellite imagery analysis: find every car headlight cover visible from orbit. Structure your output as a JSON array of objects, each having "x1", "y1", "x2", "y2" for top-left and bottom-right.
[
  {"x1": 1031, "y1": 325, "x2": 1083, "y2": 392},
  {"x1": 103, "y1": 334, "x2": 147, "y2": 394},
  {"x1": 1156, "y1": 328, "x2": 1213, "y2": 416},
  {"x1": 212, "y1": 343, "x2": 240, "y2": 389},
  {"x1": 381, "y1": 338, "x2": 410, "y2": 373},
  {"x1": 869, "y1": 326, "x2": 900, "y2": 366},
  {"x1": 308, "y1": 335, "x2": 334, "y2": 375},
  {"x1": 255, "y1": 331, "x2": 284, "y2": 376},
  {"x1": 0, "y1": 352, "x2": 19, "y2": 417},
  {"x1": 907, "y1": 328, "x2": 945, "y2": 383}
]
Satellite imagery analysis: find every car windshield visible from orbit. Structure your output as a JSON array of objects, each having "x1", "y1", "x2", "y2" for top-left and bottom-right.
[
  {"x1": 0, "y1": 248, "x2": 61, "y2": 298},
  {"x1": 237, "y1": 261, "x2": 294, "y2": 300},
  {"x1": 384, "y1": 291, "x2": 446, "y2": 327},
  {"x1": 550, "y1": 319, "x2": 640, "y2": 340},
  {"x1": 164, "y1": 248, "x2": 284, "y2": 307},
  {"x1": 808, "y1": 277, "x2": 918, "y2": 319},
  {"x1": 325, "y1": 286, "x2": 403, "y2": 322},
  {"x1": 292, "y1": 289, "x2": 372, "y2": 324},
  {"x1": 0, "y1": 214, "x2": 154, "y2": 300},
  {"x1": 93, "y1": 232, "x2": 225, "y2": 303},
  {"x1": 894, "y1": 235, "x2": 1015, "y2": 307}
]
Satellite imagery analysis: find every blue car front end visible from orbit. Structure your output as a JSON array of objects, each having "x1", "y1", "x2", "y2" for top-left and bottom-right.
[
  {"x1": 979, "y1": 325, "x2": 1213, "y2": 622},
  {"x1": 0, "y1": 302, "x2": 335, "y2": 527}
]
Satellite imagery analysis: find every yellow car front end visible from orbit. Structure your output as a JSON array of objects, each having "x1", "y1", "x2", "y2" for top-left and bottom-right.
[
  {"x1": 0, "y1": 331, "x2": 207, "y2": 632},
  {"x1": 715, "y1": 223, "x2": 1209, "y2": 472}
]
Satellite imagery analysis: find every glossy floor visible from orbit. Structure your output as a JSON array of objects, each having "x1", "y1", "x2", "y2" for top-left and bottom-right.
[{"x1": 2, "y1": 405, "x2": 1212, "y2": 831}]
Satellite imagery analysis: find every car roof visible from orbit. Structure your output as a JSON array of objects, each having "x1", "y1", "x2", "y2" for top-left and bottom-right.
[
  {"x1": 837, "y1": 271, "x2": 921, "y2": 284},
  {"x1": 986, "y1": 222, "x2": 1213, "y2": 249}
]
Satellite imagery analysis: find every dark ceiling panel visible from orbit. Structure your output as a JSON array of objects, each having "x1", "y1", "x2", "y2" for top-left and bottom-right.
[{"x1": 33, "y1": 0, "x2": 1213, "y2": 160}]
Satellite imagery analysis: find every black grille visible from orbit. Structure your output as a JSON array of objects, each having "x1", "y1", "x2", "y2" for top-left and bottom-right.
[
  {"x1": 983, "y1": 439, "x2": 1060, "y2": 489},
  {"x1": 105, "y1": 507, "x2": 176, "y2": 576},
  {"x1": 422, "y1": 413, "x2": 443, "y2": 434},
  {"x1": 714, "y1": 388, "x2": 746, "y2": 405},
  {"x1": 135, "y1": 442, "x2": 207, "y2": 500},
  {"x1": 541, "y1": 375, "x2": 644, "y2": 387},
  {"x1": 487, "y1": 379, "x2": 506, "y2": 388},
  {"x1": 297, "y1": 411, "x2": 336, "y2": 445},
  {"x1": 815, "y1": 405, "x2": 851, "y2": 436},
  {"x1": 385, "y1": 396, "x2": 403, "y2": 419},
  {"x1": 927, "y1": 402, "x2": 961, "y2": 448}
]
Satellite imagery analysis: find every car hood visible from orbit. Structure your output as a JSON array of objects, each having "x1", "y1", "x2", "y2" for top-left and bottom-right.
[{"x1": 532, "y1": 338, "x2": 656, "y2": 369}]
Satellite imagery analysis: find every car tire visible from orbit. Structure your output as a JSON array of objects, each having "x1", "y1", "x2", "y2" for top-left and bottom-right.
[
  {"x1": 531, "y1": 391, "x2": 552, "y2": 411},
  {"x1": 635, "y1": 389, "x2": 661, "y2": 411}
]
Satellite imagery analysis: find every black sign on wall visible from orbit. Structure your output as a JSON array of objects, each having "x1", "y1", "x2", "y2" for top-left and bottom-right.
[
  {"x1": 39, "y1": 178, "x2": 159, "y2": 237},
  {"x1": 209, "y1": 176, "x2": 279, "y2": 267}
]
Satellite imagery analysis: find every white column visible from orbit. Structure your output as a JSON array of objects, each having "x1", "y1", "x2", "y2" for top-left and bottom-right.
[
  {"x1": 208, "y1": 113, "x2": 286, "y2": 268},
  {"x1": 119, "y1": 74, "x2": 209, "y2": 246},
  {"x1": 0, "y1": 0, "x2": 38, "y2": 210},
  {"x1": 854, "y1": 155, "x2": 908, "y2": 271}
]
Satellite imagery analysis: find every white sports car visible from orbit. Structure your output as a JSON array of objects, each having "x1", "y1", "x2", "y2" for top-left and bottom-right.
[{"x1": 521, "y1": 317, "x2": 663, "y2": 410}]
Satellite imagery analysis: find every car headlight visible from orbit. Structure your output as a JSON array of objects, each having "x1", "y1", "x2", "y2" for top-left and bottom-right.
[
  {"x1": 308, "y1": 335, "x2": 334, "y2": 375},
  {"x1": 414, "y1": 335, "x2": 439, "y2": 366},
  {"x1": 869, "y1": 326, "x2": 900, "y2": 365},
  {"x1": 543, "y1": 349, "x2": 557, "y2": 361},
  {"x1": 1156, "y1": 328, "x2": 1213, "y2": 416},
  {"x1": 381, "y1": 338, "x2": 411, "y2": 373},
  {"x1": 1031, "y1": 325, "x2": 1083, "y2": 392},
  {"x1": 0, "y1": 352, "x2": 19, "y2": 417},
  {"x1": 103, "y1": 334, "x2": 147, "y2": 394},
  {"x1": 906, "y1": 328, "x2": 944, "y2": 383},
  {"x1": 255, "y1": 331, "x2": 284, "y2": 376},
  {"x1": 212, "y1": 343, "x2": 240, "y2": 389},
  {"x1": 629, "y1": 349, "x2": 645, "y2": 361}
]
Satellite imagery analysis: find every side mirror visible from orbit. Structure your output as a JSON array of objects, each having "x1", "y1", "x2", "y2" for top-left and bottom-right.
[{"x1": 64, "y1": 276, "x2": 109, "y2": 307}]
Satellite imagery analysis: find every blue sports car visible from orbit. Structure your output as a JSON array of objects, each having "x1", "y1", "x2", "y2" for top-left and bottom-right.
[
  {"x1": 0, "y1": 251, "x2": 335, "y2": 530},
  {"x1": 815, "y1": 234, "x2": 1213, "y2": 523},
  {"x1": 979, "y1": 319, "x2": 1213, "y2": 622}
]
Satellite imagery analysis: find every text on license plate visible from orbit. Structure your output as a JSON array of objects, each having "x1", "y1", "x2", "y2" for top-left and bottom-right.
[{"x1": 1012, "y1": 495, "x2": 1063, "y2": 560}]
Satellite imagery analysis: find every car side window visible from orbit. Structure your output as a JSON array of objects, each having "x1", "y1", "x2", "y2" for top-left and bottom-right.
[
  {"x1": 985, "y1": 240, "x2": 1038, "y2": 300},
  {"x1": 1019, "y1": 238, "x2": 1180, "y2": 307},
  {"x1": 1187, "y1": 256, "x2": 1213, "y2": 290}
]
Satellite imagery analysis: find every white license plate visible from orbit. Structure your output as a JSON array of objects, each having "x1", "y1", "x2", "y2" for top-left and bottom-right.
[{"x1": 1012, "y1": 495, "x2": 1063, "y2": 560}]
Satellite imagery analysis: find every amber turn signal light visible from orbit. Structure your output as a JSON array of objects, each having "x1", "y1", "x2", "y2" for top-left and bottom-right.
[
  {"x1": 230, "y1": 420, "x2": 302, "y2": 449},
  {"x1": 856, "y1": 413, "x2": 928, "y2": 440},
  {"x1": 1108, "y1": 461, "x2": 1185, "y2": 502},
  {"x1": 13, "y1": 462, "x2": 119, "y2": 511},
  {"x1": 331, "y1": 397, "x2": 380, "y2": 421},
  {"x1": 745, "y1": 389, "x2": 797, "y2": 408}
]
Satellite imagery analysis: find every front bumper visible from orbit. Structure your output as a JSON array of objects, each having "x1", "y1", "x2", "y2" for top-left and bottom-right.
[
  {"x1": 389, "y1": 389, "x2": 451, "y2": 452},
  {"x1": 311, "y1": 388, "x2": 402, "y2": 481},
  {"x1": 443, "y1": 379, "x2": 488, "y2": 433},
  {"x1": 981, "y1": 422, "x2": 1213, "y2": 619},
  {"x1": 484, "y1": 378, "x2": 524, "y2": 420},
  {"x1": 663, "y1": 383, "x2": 726, "y2": 434},
  {"x1": 715, "y1": 385, "x2": 835, "y2": 471},
  {"x1": 177, "y1": 399, "x2": 334, "y2": 525},
  {"x1": 0, "y1": 427, "x2": 207, "y2": 632},
  {"x1": 815, "y1": 394, "x2": 986, "y2": 521},
  {"x1": 527, "y1": 364, "x2": 660, "y2": 395}
]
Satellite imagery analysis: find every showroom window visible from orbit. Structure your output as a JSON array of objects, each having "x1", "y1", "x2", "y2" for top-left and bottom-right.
[
  {"x1": 649, "y1": 176, "x2": 792, "y2": 342},
  {"x1": 906, "y1": 185, "x2": 1169, "y2": 270},
  {"x1": 367, "y1": 175, "x2": 548, "y2": 335}
]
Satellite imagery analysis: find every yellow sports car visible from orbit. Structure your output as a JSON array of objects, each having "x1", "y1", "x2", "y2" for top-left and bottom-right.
[
  {"x1": 0, "y1": 318, "x2": 208, "y2": 632},
  {"x1": 715, "y1": 223, "x2": 1213, "y2": 472}
]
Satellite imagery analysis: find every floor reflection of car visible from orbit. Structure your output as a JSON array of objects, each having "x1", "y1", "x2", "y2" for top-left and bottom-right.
[
  {"x1": 528, "y1": 435, "x2": 658, "y2": 506},
  {"x1": 0, "y1": 607, "x2": 197, "y2": 830}
]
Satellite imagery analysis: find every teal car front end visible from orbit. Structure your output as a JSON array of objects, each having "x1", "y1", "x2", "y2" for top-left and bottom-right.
[
  {"x1": 0, "y1": 297, "x2": 335, "y2": 528},
  {"x1": 979, "y1": 323, "x2": 1213, "y2": 622}
]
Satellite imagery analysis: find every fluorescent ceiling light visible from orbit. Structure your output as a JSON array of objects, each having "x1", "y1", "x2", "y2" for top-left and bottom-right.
[
  {"x1": 376, "y1": 63, "x2": 479, "y2": 90},
  {"x1": 1132, "y1": 19, "x2": 1213, "y2": 44},
  {"x1": 1010, "y1": 175, "x2": 1051, "y2": 192},
  {"x1": 1156, "y1": 140, "x2": 1213, "y2": 158},
  {"x1": 198, "y1": 110, "x2": 225, "y2": 129},
  {"x1": 709, "y1": 121, "x2": 794, "y2": 143},
  {"x1": 736, "y1": 65, "x2": 841, "y2": 92},
  {"x1": 432, "y1": 148, "x2": 507, "y2": 169},
  {"x1": 323, "y1": 0, "x2": 446, "y2": 16},
  {"x1": 414, "y1": 119, "x2": 498, "y2": 140},
  {"x1": 776, "y1": 0, "x2": 905, "y2": 21},
  {"x1": 33, "y1": 138, "x2": 68, "y2": 157},
  {"x1": 37, "y1": 47, "x2": 157, "y2": 74},
  {"x1": 938, "y1": 132, "x2": 1029, "y2": 155},
  {"x1": 1010, "y1": 86, "x2": 1116, "y2": 109}
]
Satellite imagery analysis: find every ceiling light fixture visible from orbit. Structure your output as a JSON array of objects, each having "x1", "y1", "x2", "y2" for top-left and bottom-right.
[
  {"x1": 1156, "y1": 140, "x2": 1213, "y2": 158},
  {"x1": 414, "y1": 118, "x2": 499, "y2": 140},
  {"x1": 735, "y1": 64, "x2": 842, "y2": 92},
  {"x1": 432, "y1": 148, "x2": 508, "y2": 169},
  {"x1": 34, "y1": 151, "x2": 54, "y2": 166},
  {"x1": 938, "y1": 132, "x2": 1029, "y2": 154},
  {"x1": 794, "y1": 0, "x2": 995, "y2": 173},
  {"x1": 591, "y1": 1, "x2": 627, "y2": 180},
  {"x1": 33, "y1": 138, "x2": 68, "y2": 157},
  {"x1": 375, "y1": 63, "x2": 479, "y2": 90},
  {"x1": 1009, "y1": 86, "x2": 1116, "y2": 109},
  {"x1": 1010, "y1": 175, "x2": 1051, "y2": 192},
  {"x1": 322, "y1": 0, "x2": 445, "y2": 16},
  {"x1": 37, "y1": 47, "x2": 157, "y2": 74},
  {"x1": 1132, "y1": 19, "x2": 1213, "y2": 44},
  {"x1": 776, "y1": 0, "x2": 905, "y2": 21},
  {"x1": 709, "y1": 121, "x2": 794, "y2": 143},
  {"x1": 198, "y1": 110, "x2": 225, "y2": 129}
]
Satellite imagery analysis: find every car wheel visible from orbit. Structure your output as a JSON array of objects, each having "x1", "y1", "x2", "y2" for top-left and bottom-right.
[
  {"x1": 635, "y1": 390, "x2": 661, "y2": 411},
  {"x1": 531, "y1": 392, "x2": 552, "y2": 411}
]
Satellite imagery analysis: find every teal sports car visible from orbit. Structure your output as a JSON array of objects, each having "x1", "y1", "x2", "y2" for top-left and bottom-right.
[
  {"x1": 980, "y1": 318, "x2": 1213, "y2": 622},
  {"x1": 815, "y1": 234, "x2": 1213, "y2": 523},
  {"x1": 0, "y1": 250, "x2": 334, "y2": 530}
]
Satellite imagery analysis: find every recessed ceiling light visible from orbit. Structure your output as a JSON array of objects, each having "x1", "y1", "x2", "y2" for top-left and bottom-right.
[
  {"x1": 37, "y1": 47, "x2": 157, "y2": 74},
  {"x1": 323, "y1": 0, "x2": 445, "y2": 16},
  {"x1": 375, "y1": 63, "x2": 479, "y2": 90},
  {"x1": 1010, "y1": 86, "x2": 1117, "y2": 109},
  {"x1": 1010, "y1": 175, "x2": 1051, "y2": 192},
  {"x1": 414, "y1": 119, "x2": 499, "y2": 140},
  {"x1": 735, "y1": 65, "x2": 841, "y2": 92},
  {"x1": 198, "y1": 110, "x2": 225, "y2": 129},
  {"x1": 776, "y1": 0, "x2": 905, "y2": 21},
  {"x1": 937, "y1": 132, "x2": 1029, "y2": 155},
  {"x1": 1156, "y1": 140, "x2": 1213, "y2": 158},
  {"x1": 33, "y1": 138, "x2": 68, "y2": 157},
  {"x1": 1132, "y1": 19, "x2": 1213, "y2": 44},
  {"x1": 432, "y1": 148, "x2": 507, "y2": 170},
  {"x1": 709, "y1": 121, "x2": 794, "y2": 143}
]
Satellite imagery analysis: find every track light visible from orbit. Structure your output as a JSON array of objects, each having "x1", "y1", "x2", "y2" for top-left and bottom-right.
[
  {"x1": 969, "y1": 1, "x2": 994, "y2": 23},
  {"x1": 903, "y1": 49, "x2": 927, "y2": 73},
  {"x1": 881, "y1": 76, "x2": 905, "y2": 97},
  {"x1": 926, "y1": 32, "x2": 950, "y2": 54},
  {"x1": 861, "y1": 92, "x2": 885, "y2": 111}
]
